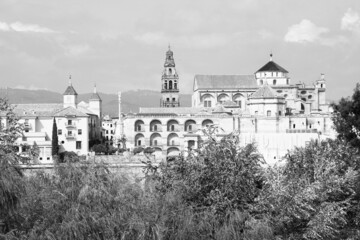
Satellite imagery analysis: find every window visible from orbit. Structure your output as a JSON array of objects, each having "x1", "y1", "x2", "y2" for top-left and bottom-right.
[
  {"x1": 111, "y1": 130, "x2": 113, "y2": 134},
  {"x1": 68, "y1": 119, "x2": 72, "y2": 125},
  {"x1": 68, "y1": 130, "x2": 73, "y2": 136},
  {"x1": 169, "y1": 80, "x2": 173, "y2": 90},
  {"x1": 58, "y1": 129, "x2": 62, "y2": 135},
  {"x1": 110, "y1": 124, "x2": 112, "y2": 127},
  {"x1": 255, "y1": 111, "x2": 258, "y2": 115},
  {"x1": 174, "y1": 83, "x2": 177, "y2": 89},
  {"x1": 171, "y1": 125, "x2": 175, "y2": 131},
  {"x1": 166, "y1": 98, "x2": 170, "y2": 102},
  {"x1": 172, "y1": 98, "x2": 175, "y2": 101},
  {"x1": 61, "y1": 141, "x2": 65, "y2": 144},
  {"x1": 293, "y1": 124, "x2": 296, "y2": 129},
  {"x1": 267, "y1": 110, "x2": 271, "y2": 117},
  {"x1": 278, "y1": 111, "x2": 282, "y2": 116},
  {"x1": 154, "y1": 140, "x2": 157, "y2": 146},
  {"x1": 286, "y1": 79, "x2": 289, "y2": 84},
  {"x1": 260, "y1": 80, "x2": 263, "y2": 85},
  {"x1": 172, "y1": 140, "x2": 175, "y2": 146},
  {"x1": 76, "y1": 141, "x2": 82, "y2": 150},
  {"x1": 137, "y1": 140, "x2": 141, "y2": 146},
  {"x1": 106, "y1": 130, "x2": 109, "y2": 134},
  {"x1": 154, "y1": 125, "x2": 158, "y2": 131},
  {"x1": 204, "y1": 100, "x2": 212, "y2": 107},
  {"x1": 78, "y1": 129, "x2": 82, "y2": 135},
  {"x1": 273, "y1": 80, "x2": 276, "y2": 85},
  {"x1": 25, "y1": 129, "x2": 29, "y2": 133}
]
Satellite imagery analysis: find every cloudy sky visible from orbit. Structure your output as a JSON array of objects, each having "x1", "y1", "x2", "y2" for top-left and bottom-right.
[{"x1": 0, "y1": 0, "x2": 359, "y2": 100}]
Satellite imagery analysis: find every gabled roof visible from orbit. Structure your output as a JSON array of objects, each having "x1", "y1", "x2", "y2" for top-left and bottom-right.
[
  {"x1": 89, "y1": 92, "x2": 101, "y2": 101},
  {"x1": 194, "y1": 75, "x2": 257, "y2": 90},
  {"x1": 63, "y1": 85, "x2": 78, "y2": 95},
  {"x1": 256, "y1": 60, "x2": 288, "y2": 73},
  {"x1": 249, "y1": 84, "x2": 283, "y2": 99},
  {"x1": 53, "y1": 107, "x2": 89, "y2": 117},
  {"x1": 12, "y1": 104, "x2": 63, "y2": 117}
]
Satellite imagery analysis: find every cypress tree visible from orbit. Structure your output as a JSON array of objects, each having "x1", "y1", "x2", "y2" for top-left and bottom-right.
[{"x1": 52, "y1": 118, "x2": 59, "y2": 156}]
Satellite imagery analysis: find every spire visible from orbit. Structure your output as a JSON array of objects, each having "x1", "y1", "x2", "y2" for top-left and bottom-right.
[
  {"x1": 164, "y1": 46, "x2": 175, "y2": 67},
  {"x1": 270, "y1": 52, "x2": 273, "y2": 62},
  {"x1": 89, "y1": 83, "x2": 101, "y2": 101},
  {"x1": 63, "y1": 75, "x2": 78, "y2": 95}
]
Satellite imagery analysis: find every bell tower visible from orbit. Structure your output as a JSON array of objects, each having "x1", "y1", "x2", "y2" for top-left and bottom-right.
[{"x1": 160, "y1": 45, "x2": 180, "y2": 107}]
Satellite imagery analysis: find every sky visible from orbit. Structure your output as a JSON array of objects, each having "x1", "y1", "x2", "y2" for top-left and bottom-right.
[{"x1": 0, "y1": 0, "x2": 359, "y2": 101}]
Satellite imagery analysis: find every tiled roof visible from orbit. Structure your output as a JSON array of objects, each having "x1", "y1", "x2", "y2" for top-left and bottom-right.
[
  {"x1": 249, "y1": 84, "x2": 283, "y2": 99},
  {"x1": 212, "y1": 105, "x2": 231, "y2": 114},
  {"x1": 63, "y1": 85, "x2": 78, "y2": 95},
  {"x1": 53, "y1": 106, "x2": 89, "y2": 117},
  {"x1": 89, "y1": 92, "x2": 101, "y2": 101},
  {"x1": 139, "y1": 107, "x2": 205, "y2": 115},
  {"x1": 194, "y1": 75, "x2": 257, "y2": 90},
  {"x1": 256, "y1": 61, "x2": 288, "y2": 73},
  {"x1": 12, "y1": 104, "x2": 63, "y2": 117}
]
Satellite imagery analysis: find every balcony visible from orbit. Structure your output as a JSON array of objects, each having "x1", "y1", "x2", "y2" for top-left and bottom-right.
[
  {"x1": 65, "y1": 133, "x2": 76, "y2": 139},
  {"x1": 65, "y1": 122, "x2": 76, "y2": 128},
  {"x1": 24, "y1": 123, "x2": 31, "y2": 130}
]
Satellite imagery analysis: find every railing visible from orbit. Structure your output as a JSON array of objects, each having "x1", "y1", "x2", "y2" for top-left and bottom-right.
[
  {"x1": 286, "y1": 129, "x2": 318, "y2": 133},
  {"x1": 65, "y1": 133, "x2": 76, "y2": 139},
  {"x1": 65, "y1": 122, "x2": 76, "y2": 128}
]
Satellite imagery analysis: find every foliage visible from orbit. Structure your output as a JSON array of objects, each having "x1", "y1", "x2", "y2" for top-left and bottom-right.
[
  {"x1": 144, "y1": 147, "x2": 155, "y2": 155},
  {"x1": 92, "y1": 144, "x2": 107, "y2": 155},
  {"x1": 133, "y1": 146, "x2": 144, "y2": 155},
  {"x1": 257, "y1": 139, "x2": 360, "y2": 239},
  {"x1": 51, "y1": 118, "x2": 59, "y2": 156},
  {"x1": 0, "y1": 98, "x2": 25, "y2": 233},
  {"x1": 92, "y1": 144, "x2": 117, "y2": 155},
  {"x1": 58, "y1": 151, "x2": 80, "y2": 163},
  {"x1": 332, "y1": 83, "x2": 360, "y2": 149}
]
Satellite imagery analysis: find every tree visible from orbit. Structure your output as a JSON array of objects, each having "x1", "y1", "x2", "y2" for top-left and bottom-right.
[
  {"x1": 332, "y1": 83, "x2": 360, "y2": 149},
  {"x1": 0, "y1": 97, "x2": 25, "y2": 233},
  {"x1": 51, "y1": 118, "x2": 59, "y2": 156},
  {"x1": 257, "y1": 139, "x2": 360, "y2": 239}
]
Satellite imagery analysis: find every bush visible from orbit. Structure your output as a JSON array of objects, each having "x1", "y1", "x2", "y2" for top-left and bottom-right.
[
  {"x1": 92, "y1": 144, "x2": 107, "y2": 155},
  {"x1": 133, "y1": 147, "x2": 144, "y2": 155}
]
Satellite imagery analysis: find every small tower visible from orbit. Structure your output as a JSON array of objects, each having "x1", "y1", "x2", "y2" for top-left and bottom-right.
[
  {"x1": 255, "y1": 53, "x2": 290, "y2": 86},
  {"x1": 63, "y1": 76, "x2": 78, "y2": 108},
  {"x1": 315, "y1": 73, "x2": 326, "y2": 109},
  {"x1": 160, "y1": 45, "x2": 180, "y2": 107},
  {"x1": 88, "y1": 83, "x2": 102, "y2": 118}
]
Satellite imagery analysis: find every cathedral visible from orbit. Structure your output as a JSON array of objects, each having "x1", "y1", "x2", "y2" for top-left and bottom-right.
[{"x1": 120, "y1": 48, "x2": 334, "y2": 163}]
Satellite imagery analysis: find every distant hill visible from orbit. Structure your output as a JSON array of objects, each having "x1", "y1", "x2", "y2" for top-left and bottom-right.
[{"x1": 0, "y1": 88, "x2": 191, "y2": 117}]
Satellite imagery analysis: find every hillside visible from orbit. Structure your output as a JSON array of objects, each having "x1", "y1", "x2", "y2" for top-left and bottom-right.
[{"x1": 0, "y1": 88, "x2": 191, "y2": 116}]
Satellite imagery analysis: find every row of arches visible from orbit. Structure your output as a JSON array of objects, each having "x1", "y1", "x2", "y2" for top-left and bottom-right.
[
  {"x1": 163, "y1": 80, "x2": 178, "y2": 90},
  {"x1": 134, "y1": 119, "x2": 213, "y2": 132},
  {"x1": 201, "y1": 93, "x2": 245, "y2": 107},
  {"x1": 134, "y1": 133, "x2": 182, "y2": 147}
]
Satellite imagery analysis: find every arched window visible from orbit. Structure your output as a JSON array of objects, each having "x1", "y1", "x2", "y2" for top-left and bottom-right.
[
  {"x1": 273, "y1": 80, "x2": 276, "y2": 85},
  {"x1": 137, "y1": 140, "x2": 141, "y2": 146},
  {"x1": 169, "y1": 80, "x2": 173, "y2": 90},
  {"x1": 267, "y1": 110, "x2": 271, "y2": 116},
  {"x1": 169, "y1": 68, "x2": 172, "y2": 75},
  {"x1": 164, "y1": 81, "x2": 167, "y2": 89},
  {"x1": 154, "y1": 140, "x2": 157, "y2": 146},
  {"x1": 171, "y1": 125, "x2": 175, "y2": 131},
  {"x1": 174, "y1": 82, "x2": 177, "y2": 89}
]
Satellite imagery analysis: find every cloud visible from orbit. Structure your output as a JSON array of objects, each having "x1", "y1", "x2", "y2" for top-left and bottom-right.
[
  {"x1": 0, "y1": 21, "x2": 56, "y2": 33},
  {"x1": 14, "y1": 85, "x2": 48, "y2": 91},
  {"x1": 64, "y1": 44, "x2": 90, "y2": 56},
  {"x1": 341, "y1": 8, "x2": 360, "y2": 33},
  {"x1": 134, "y1": 32, "x2": 231, "y2": 49},
  {"x1": 284, "y1": 19, "x2": 328, "y2": 43}
]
